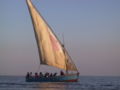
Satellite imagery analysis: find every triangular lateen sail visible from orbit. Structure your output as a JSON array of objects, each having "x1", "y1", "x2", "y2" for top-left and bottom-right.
[{"x1": 26, "y1": 0, "x2": 77, "y2": 71}]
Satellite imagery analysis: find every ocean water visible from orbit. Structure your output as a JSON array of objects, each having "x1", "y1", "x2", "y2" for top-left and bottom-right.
[{"x1": 0, "y1": 76, "x2": 120, "y2": 90}]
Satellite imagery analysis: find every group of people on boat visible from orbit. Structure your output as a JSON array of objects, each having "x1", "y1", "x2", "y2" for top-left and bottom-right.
[{"x1": 26, "y1": 70, "x2": 65, "y2": 79}]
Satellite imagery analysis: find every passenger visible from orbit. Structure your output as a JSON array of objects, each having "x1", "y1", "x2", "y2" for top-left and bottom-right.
[
  {"x1": 49, "y1": 73, "x2": 53, "y2": 77},
  {"x1": 53, "y1": 73, "x2": 57, "y2": 76},
  {"x1": 44, "y1": 72, "x2": 49, "y2": 77},
  {"x1": 26, "y1": 72, "x2": 30, "y2": 78},
  {"x1": 35, "y1": 72, "x2": 39, "y2": 78},
  {"x1": 60, "y1": 70, "x2": 64, "y2": 76},
  {"x1": 47, "y1": 72, "x2": 49, "y2": 77},
  {"x1": 39, "y1": 72, "x2": 43, "y2": 77}
]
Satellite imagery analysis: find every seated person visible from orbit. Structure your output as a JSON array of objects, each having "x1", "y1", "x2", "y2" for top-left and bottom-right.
[
  {"x1": 60, "y1": 70, "x2": 64, "y2": 76},
  {"x1": 53, "y1": 73, "x2": 57, "y2": 76},
  {"x1": 44, "y1": 72, "x2": 49, "y2": 77},
  {"x1": 49, "y1": 73, "x2": 53, "y2": 77},
  {"x1": 35, "y1": 72, "x2": 39, "y2": 78},
  {"x1": 26, "y1": 72, "x2": 30, "y2": 78},
  {"x1": 39, "y1": 72, "x2": 43, "y2": 77}
]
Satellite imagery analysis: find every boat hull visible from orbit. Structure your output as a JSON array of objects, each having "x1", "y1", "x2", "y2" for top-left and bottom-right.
[{"x1": 26, "y1": 74, "x2": 79, "y2": 82}]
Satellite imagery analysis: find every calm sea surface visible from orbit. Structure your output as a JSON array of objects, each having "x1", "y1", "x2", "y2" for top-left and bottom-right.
[{"x1": 0, "y1": 76, "x2": 120, "y2": 90}]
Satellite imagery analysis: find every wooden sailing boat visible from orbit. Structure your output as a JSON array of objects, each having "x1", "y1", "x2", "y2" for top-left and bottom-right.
[{"x1": 26, "y1": 0, "x2": 79, "y2": 82}]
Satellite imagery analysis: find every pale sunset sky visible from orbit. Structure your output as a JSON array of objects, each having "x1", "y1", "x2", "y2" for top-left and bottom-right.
[{"x1": 0, "y1": 0, "x2": 120, "y2": 76}]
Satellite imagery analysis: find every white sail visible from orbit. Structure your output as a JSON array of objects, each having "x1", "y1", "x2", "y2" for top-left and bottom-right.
[{"x1": 26, "y1": 0, "x2": 77, "y2": 71}]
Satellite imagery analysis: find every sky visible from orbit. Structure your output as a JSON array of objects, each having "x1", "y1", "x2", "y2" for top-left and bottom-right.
[{"x1": 0, "y1": 0, "x2": 120, "y2": 76}]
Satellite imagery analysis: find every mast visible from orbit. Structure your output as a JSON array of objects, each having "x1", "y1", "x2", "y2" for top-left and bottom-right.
[{"x1": 62, "y1": 34, "x2": 68, "y2": 74}]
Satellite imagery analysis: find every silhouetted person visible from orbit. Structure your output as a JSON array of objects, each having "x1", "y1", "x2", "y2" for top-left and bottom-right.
[
  {"x1": 44, "y1": 72, "x2": 49, "y2": 77},
  {"x1": 39, "y1": 72, "x2": 43, "y2": 77},
  {"x1": 26, "y1": 72, "x2": 30, "y2": 78},
  {"x1": 53, "y1": 72, "x2": 57, "y2": 76},
  {"x1": 60, "y1": 70, "x2": 64, "y2": 76},
  {"x1": 35, "y1": 72, "x2": 39, "y2": 78},
  {"x1": 49, "y1": 73, "x2": 53, "y2": 77}
]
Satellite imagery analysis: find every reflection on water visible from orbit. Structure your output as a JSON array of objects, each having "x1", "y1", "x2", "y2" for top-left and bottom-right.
[{"x1": 38, "y1": 82, "x2": 67, "y2": 90}]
